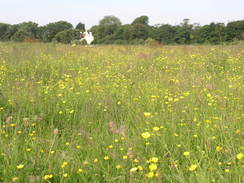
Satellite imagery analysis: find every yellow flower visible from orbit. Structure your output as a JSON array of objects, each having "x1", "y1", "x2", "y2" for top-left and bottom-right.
[
  {"x1": 116, "y1": 164, "x2": 122, "y2": 169},
  {"x1": 143, "y1": 112, "x2": 151, "y2": 117},
  {"x1": 61, "y1": 161, "x2": 68, "y2": 168},
  {"x1": 93, "y1": 158, "x2": 98, "y2": 163},
  {"x1": 77, "y1": 168, "x2": 83, "y2": 173},
  {"x1": 150, "y1": 157, "x2": 159, "y2": 163},
  {"x1": 137, "y1": 165, "x2": 143, "y2": 171},
  {"x1": 104, "y1": 156, "x2": 109, "y2": 160},
  {"x1": 141, "y1": 132, "x2": 151, "y2": 139},
  {"x1": 43, "y1": 174, "x2": 53, "y2": 180},
  {"x1": 12, "y1": 177, "x2": 18, "y2": 182},
  {"x1": 183, "y1": 152, "x2": 190, "y2": 156},
  {"x1": 108, "y1": 145, "x2": 113, "y2": 149},
  {"x1": 146, "y1": 172, "x2": 154, "y2": 178},
  {"x1": 225, "y1": 169, "x2": 230, "y2": 173},
  {"x1": 153, "y1": 127, "x2": 160, "y2": 131},
  {"x1": 63, "y1": 173, "x2": 68, "y2": 178},
  {"x1": 189, "y1": 164, "x2": 197, "y2": 171},
  {"x1": 236, "y1": 153, "x2": 243, "y2": 160},
  {"x1": 133, "y1": 158, "x2": 139, "y2": 163},
  {"x1": 149, "y1": 163, "x2": 157, "y2": 171},
  {"x1": 16, "y1": 164, "x2": 24, "y2": 169},
  {"x1": 216, "y1": 146, "x2": 222, "y2": 152}
]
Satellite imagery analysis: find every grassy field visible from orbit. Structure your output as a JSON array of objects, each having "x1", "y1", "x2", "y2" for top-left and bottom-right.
[{"x1": 0, "y1": 43, "x2": 243, "y2": 183}]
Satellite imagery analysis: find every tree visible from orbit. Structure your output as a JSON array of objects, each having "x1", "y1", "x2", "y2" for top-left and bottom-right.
[
  {"x1": 226, "y1": 20, "x2": 244, "y2": 41},
  {"x1": 132, "y1": 16, "x2": 149, "y2": 25},
  {"x1": 11, "y1": 22, "x2": 38, "y2": 41},
  {"x1": 75, "y1": 22, "x2": 85, "y2": 31},
  {"x1": 99, "y1": 16, "x2": 122, "y2": 26},
  {"x1": 41, "y1": 21, "x2": 73, "y2": 42},
  {"x1": 150, "y1": 24, "x2": 176, "y2": 44},
  {"x1": 174, "y1": 19, "x2": 193, "y2": 44},
  {"x1": 91, "y1": 16, "x2": 122, "y2": 44},
  {"x1": 54, "y1": 29, "x2": 80, "y2": 44},
  {"x1": 2, "y1": 24, "x2": 19, "y2": 41},
  {"x1": 0, "y1": 23, "x2": 10, "y2": 40}
]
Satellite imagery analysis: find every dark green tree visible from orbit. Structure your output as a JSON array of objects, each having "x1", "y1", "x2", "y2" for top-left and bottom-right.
[
  {"x1": 132, "y1": 16, "x2": 149, "y2": 25},
  {"x1": 11, "y1": 22, "x2": 38, "y2": 41},
  {"x1": 226, "y1": 20, "x2": 244, "y2": 41},
  {"x1": 41, "y1": 21, "x2": 73, "y2": 42},
  {"x1": 75, "y1": 22, "x2": 85, "y2": 31},
  {"x1": 99, "y1": 16, "x2": 122, "y2": 26}
]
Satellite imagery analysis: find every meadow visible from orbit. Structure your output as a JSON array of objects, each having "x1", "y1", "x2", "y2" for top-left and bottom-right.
[{"x1": 0, "y1": 43, "x2": 243, "y2": 183}]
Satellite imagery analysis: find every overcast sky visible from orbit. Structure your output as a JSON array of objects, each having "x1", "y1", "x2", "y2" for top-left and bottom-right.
[{"x1": 0, "y1": 0, "x2": 243, "y2": 28}]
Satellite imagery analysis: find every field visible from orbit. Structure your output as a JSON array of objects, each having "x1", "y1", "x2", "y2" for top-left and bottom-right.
[{"x1": 0, "y1": 43, "x2": 243, "y2": 183}]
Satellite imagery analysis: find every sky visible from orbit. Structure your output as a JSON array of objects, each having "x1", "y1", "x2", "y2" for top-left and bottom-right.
[{"x1": 0, "y1": 0, "x2": 243, "y2": 28}]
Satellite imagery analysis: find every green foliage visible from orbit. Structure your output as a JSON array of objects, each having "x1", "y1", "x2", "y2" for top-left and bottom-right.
[
  {"x1": 75, "y1": 22, "x2": 85, "y2": 31},
  {"x1": 0, "y1": 17, "x2": 243, "y2": 45},
  {"x1": 99, "y1": 15, "x2": 122, "y2": 26},
  {"x1": 54, "y1": 29, "x2": 80, "y2": 44},
  {"x1": 41, "y1": 21, "x2": 73, "y2": 42},
  {"x1": 132, "y1": 16, "x2": 149, "y2": 25},
  {"x1": 11, "y1": 22, "x2": 38, "y2": 41}
]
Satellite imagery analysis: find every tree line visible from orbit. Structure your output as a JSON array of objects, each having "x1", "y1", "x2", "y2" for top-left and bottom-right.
[{"x1": 0, "y1": 16, "x2": 243, "y2": 45}]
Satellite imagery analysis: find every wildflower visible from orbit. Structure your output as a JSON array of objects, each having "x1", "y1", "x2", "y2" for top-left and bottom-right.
[
  {"x1": 133, "y1": 158, "x2": 139, "y2": 163},
  {"x1": 225, "y1": 169, "x2": 230, "y2": 173},
  {"x1": 153, "y1": 127, "x2": 160, "y2": 131},
  {"x1": 189, "y1": 164, "x2": 197, "y2": 171},
  {"x1": 93, "y1": 158, "x2": 98, "y2": 163},
  {"x1": 76, "y1": 145, "x2": 81, "y2": 149},
  {"x1": 63, "y1": 173, "x2": 68, "y2": 178},
  {"x1": 137, "y1": 165, "x2": 143, "y2": 171},
  {"x1": 104, "y1": 156, "x2": 109, "y2": 160},
  {"x1": 146, "y1": 172, "x2": 154, "y2": 178},
  {"x1": 150, "y1": 157, "x2": 159, "y2": 163},
  {"x1": 43, "y1": 174, "x2": 53, "y2": 180},
  {"x1": 236, "y1": 153, "x2": 243, "y2": 160},
  {"x1": 114, "y1": 139, "x2": 119, "y2": 143},
  {"x1": 130, "y1": 167, "x2": 138, "y2": 172},
  {"x1": 12, "y1": 177, "x2": 18, "y2": 182},
  {"x1": 183, "y1": 152, "x2": 190, "y2": 156},
  {"x1": 123, "y1": 155, "x2": 128, "y2": 159},
  {"x1": 141, "y1": 132, "x2": 151, "y2": 139},
  {"x1": 108, "y1": 145, "x2": 113, "y2": 149},
  {"x1": 61, "y1": 161, "x2": 68, "y2": 168},
  {"x1": 116, "y1": 164, "x2": 122, "y2": 169},
  {"x1": 149, "y1": 163, "x2": 157, "y2": 171},
  {"x1": 77, "y1": 168, "x2": 83, "y2": 173},
  {"x1": 144, "y1": 112, "x2": 151, "y2": 117},
  {"x1": 17, "y1": 164, "x2": 24, "y2": 169},
  {"x1": 216, "y1": 146, "x2": 222, "y2": 152}
]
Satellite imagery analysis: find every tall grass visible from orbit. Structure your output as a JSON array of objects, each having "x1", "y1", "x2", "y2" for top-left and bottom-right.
[{"x1": 0, "y1": 43, "x2": 243, "y2": 183}]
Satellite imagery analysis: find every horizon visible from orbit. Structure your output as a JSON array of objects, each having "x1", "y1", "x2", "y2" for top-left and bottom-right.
[{"x1": 0, "y1": 0, "x2": 244, "y2": 29}]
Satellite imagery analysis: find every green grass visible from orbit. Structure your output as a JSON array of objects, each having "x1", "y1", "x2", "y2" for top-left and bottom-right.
[{"x1": 0, "y1": 43, "x2": 243, "y2": 183}]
